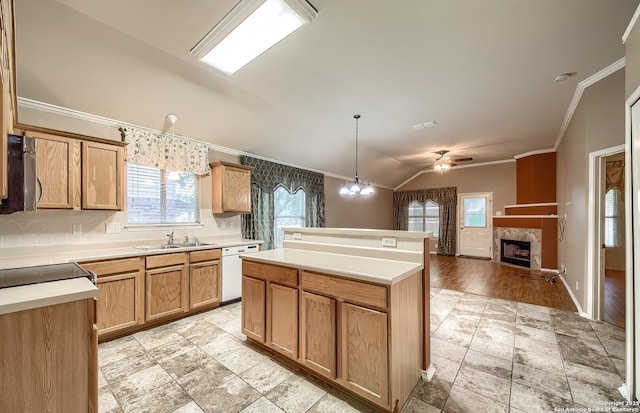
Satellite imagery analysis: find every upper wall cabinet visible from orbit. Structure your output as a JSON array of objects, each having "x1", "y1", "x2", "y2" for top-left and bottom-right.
[
  {"x1": 210, "y1": 161, "x2": 252, "y2": 214},
  {"x1": 28, "y1": 131, "x2": 125, "y2": 211},
  {"x1": 82, "y1": 141, "x2": 123, "y2": 210},
  {"x1": 0, "y1": 0, "x2": 16, "y2": 200}
]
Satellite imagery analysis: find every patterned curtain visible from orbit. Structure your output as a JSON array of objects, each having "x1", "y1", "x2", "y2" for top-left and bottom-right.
[
  {"x1": 240, "y1": 156, "x2": 325, "y2": 250},
  {"x1": 606, "y1": 160, "x2": 624, "y2": 200},
  {"x1": 393, "y1": 187, "x2": 457, "y2": 255},
  {"x1": 122, "y1": 127, "x2": 211, "y2": 175}
]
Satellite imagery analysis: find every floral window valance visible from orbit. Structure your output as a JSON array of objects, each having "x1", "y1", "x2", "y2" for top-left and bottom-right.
[{"x1": 122, "y1": 127, "x2": 211, "y2": 176}]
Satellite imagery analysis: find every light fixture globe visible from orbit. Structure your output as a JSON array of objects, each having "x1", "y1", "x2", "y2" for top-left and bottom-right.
[{"x1": 340, "y1": 114, "x2": 374, "y2": 197}]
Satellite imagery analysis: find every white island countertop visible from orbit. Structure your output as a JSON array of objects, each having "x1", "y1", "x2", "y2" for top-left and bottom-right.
[
  {"x1": 240, "y1": 248, "x2": 423, "y2": 285},
  {"x1": 0, "y1": 277, "x2": 99, "y2": 315}
]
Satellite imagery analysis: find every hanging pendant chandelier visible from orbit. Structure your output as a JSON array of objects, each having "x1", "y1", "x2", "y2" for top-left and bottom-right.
[{"x1": 340, "y1": 114, "x2": 374, "y2": 196}]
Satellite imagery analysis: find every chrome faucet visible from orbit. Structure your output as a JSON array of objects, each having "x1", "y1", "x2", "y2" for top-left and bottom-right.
[
  {"x1": 166, "y1": 231, "x2": 175, "y2": 245},
  {"x1": 184, "y1": 235, "x2": 189, "y2": 244}
]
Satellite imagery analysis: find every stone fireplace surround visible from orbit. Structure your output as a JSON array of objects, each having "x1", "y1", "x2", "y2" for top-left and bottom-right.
[{"x1": 493, "y1": 227, "x2": 542, "y2": 270}]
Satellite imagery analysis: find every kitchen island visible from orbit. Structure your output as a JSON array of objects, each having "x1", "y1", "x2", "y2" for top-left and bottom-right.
[
  {"x1": 0, "y1": 267, "x2": 99, "y2": 412},
  {"x1": 240, "y1": 228, "x2": 430, "y2": 413}
]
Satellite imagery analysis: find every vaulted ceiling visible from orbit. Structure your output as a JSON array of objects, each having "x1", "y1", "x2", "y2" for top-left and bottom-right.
[{"x1": 13, "y1": 0, "x2": 639, "y2": 188}]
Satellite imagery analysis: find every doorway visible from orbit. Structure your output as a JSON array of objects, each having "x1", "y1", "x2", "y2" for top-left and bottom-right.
[
  {"x1": 602, "y1": 152, "x2": 626, "y2": 328},
  {"x1": 457, "y1": 192, "x2": 492, "y2": 258},
  {"x1": 587, "y1": 145, "x2": 625, "y2": 323}
]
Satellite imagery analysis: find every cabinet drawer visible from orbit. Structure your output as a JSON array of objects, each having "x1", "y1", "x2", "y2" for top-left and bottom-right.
[
  {"x1": 146, "y1": 253, "x2": 186, "y2": 269},
  {"x1": 81, "y1": 257, "x2": 141, "y2": 276},
  {"x1": 243, "y1": 261, "x2": 297, "y2": 287},
  {"x1": 301, "y1": 271, "x2": 388, "y2": 310},
  {"x1": 190, "y1": 249, "x2": 221, "y2": 263}
]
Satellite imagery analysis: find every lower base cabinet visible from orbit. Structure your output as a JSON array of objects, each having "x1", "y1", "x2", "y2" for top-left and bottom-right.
[
  {"x1": 189, "y1": 249, "x2": 221, "y2": 310},
  {"x1": 145, "y1": 253, "x2": 189, "y2": 322},
  {"x1": 339, "y1": 302, "x2": 389, "y2": 407},
  {"x1": 82, "y1": 248, "x2": 223, "y2": 341},
  {"x1": 80, "y1": 257, "x2": 144, "y2": 339},
  {"x1": 267, "y1": 282, "x2": 298, "y2": 359},
  {"x1": 0, "y1": 299, "x2": 98, "y2": 412},
  {"x1": 300, "y1": 291, "x2": 336, "y2": 379}
]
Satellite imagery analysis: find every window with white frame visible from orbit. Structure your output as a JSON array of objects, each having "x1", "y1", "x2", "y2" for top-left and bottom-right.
[
  {"x1": 604, "y1": 188, "x2": 619, "y2": 248},
  {"x1": 273, "y1": 187, "x2": 305, "y2": 248},
  {"x1": 127, "y1": 163, "x2": 199, "y2": 225},
  {"x1": 408, "y1": 200, "x2": 439, "y2": 236}
]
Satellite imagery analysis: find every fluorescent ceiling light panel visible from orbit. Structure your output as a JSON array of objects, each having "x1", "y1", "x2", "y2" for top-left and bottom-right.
[{"x1": 192, "y1": 0, "x2": 316, "y2": 74}]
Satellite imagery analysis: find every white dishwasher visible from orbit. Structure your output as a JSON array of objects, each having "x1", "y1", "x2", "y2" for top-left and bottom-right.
[{"x1": 221, "y1": 244, "x2": 259, "y2": 304}]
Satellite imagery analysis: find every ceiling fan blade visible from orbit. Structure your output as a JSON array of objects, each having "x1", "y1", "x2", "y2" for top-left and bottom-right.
[
  {"x1": 448, "y1": 163, "x2": 458, "y2": 167},
  {"x1": 449, "y1": 157, "x2": 473, "y2": 162}
]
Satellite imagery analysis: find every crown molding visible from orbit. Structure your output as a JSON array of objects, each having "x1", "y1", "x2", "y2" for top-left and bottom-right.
[
  {"x1": 623, "y1": 3, "x2": 640, "y2": 44},
  {"x1": 394, "y1": 159, "x2": 515, "y2": 191},
  {"x1": 554, "y1": 57, "x2": 626, "y2": 150},
  {"x1": 17, "y1": 97, "x2": 393, "y2": 189},
  {"x1": 513, "y1": 148, "x2": 556, "y2": 159}
]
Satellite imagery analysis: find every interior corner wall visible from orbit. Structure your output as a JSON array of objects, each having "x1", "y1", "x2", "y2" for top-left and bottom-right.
[
  {"x1": 324, "y1": 176, "x2": 393, "y2": 229},
  {"x1": 397, "y1": 161, "x2": 517, "y2": 216},
  {"x1": 557, "y1": 68, "x2": 625, "y2": 312}
]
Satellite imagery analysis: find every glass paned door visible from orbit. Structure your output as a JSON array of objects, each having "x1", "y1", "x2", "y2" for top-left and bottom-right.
[
  {"x1": 463, "y1": 198, "x2": 487, "y2": 227},
  {"x1": 459, "y1": 193, "x2": 492, "y2": 258}
]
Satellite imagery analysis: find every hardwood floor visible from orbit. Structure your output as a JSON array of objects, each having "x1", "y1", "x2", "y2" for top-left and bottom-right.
[
  {"x1": 604, "y1": 269, "x2": 625, "y2": 329},
  {"x1": 430, "y1": 255, "x2": 577, "y2": 312}
]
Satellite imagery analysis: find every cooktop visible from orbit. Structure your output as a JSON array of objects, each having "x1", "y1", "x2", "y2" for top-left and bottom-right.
[{"x1": 0, "y1": 262, "x2": 95, "y2": 289}]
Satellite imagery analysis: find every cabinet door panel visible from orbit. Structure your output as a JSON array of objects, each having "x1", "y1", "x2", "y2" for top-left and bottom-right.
[
  {"x1": 146, "y1": 265, "x2": 188, "y2": 321},
  {"x1": 241, "y1": 276, "x2": 265, "y2": 342},
  {"x1": 36, "y1": 136, "x2": 80, "y2": 209},
  {"x1": 267, "y1": 283, "x2": 298, "y2": 359},
  {"x1": 221, "y1": 165, "x2": 251, "y2": 212},
  {"x1": 82, "y1": 141, "x2": 123, "y2": 210},
  {"x1": 340, "y1": 303, "x2": 388, "y2": 407},
  {"x1": 300, "y1": 291, "x2": 336, "y2": 378},
  {"x1": 190, "y1": 260, "x2": 220, "y2": 309},
  {"x1": 96, "y1": 272, "x2": 140, "y2": 334}
]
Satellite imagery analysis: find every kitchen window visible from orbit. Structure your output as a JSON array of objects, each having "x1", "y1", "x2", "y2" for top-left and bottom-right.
[
  {"x1": 127, "y1": 163, "x2": 199, "y2": 225},
  {"x1": 408, "y1": 200, "x2": 439, "y2": 236},
  {"x1": 273, "y1": 186, "x2": 305, "y2": 248}
]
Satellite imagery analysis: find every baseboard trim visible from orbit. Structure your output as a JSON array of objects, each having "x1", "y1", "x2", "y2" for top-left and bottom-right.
[{"x1": 558, "y1": 273, "x2": 587, "y2": 317}]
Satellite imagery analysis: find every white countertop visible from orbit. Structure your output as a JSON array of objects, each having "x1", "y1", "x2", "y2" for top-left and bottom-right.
[
  {"x1": 0, "y1": 238, "x2": 262, "y2": 270},
  {"x1": 0, "y1": 277, "x2": 99, "y2": 315},
  {"x1": 240, "y1": 248, "x2": 423, "y2": 285},
  {"x1": 283, "y1": 227, "x2": 432, "y2": 239}
]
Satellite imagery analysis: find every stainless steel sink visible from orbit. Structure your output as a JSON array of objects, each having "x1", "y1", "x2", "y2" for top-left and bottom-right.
[{"x1": 135, "y1": 242, "x2": 212, "y2": 251}]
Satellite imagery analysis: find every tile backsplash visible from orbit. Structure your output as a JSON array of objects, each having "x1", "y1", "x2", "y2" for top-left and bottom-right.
[{"x1": 0, "y1": 208, "x2": 241, "y2": 248}]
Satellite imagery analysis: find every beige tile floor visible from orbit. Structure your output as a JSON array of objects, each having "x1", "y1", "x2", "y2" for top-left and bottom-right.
[{"x1": 98, "y1": 288, "x2": 629, "y2": 413}]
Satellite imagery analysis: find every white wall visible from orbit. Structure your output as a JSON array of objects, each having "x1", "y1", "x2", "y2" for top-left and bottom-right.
[{"x1": 557, "y1": 68, "x2": 626, "y2": 311}]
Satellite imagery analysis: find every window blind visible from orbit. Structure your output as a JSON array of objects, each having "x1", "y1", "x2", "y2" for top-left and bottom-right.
[
  {"x1": 127, "y1": 163, "x2": 199, "y2": 225},
  {"x1": 604, "y1": 189, "x2": 619, "y2": 248}
]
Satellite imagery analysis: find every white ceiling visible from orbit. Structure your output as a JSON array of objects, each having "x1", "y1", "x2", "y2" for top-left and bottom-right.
[{"x1": 13, "y1": 0, "x2": 639, "y2": 188}]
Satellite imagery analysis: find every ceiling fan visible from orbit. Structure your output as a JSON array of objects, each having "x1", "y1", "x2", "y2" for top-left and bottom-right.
[{"x1": 430, "y1": 150, "x2": 473, "y2": 171}]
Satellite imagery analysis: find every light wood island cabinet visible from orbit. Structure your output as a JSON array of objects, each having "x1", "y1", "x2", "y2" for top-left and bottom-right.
[
  {"x1": 145, "y1": 252, "x2": 189, "y2": 322},
  {"x1": 241, "y1": 257, "x2": 423, "y2": 412},
  {"x1": 0, "y1": 298, "x2": 98, "y2": 413},
  {"x1": 80, "y1": 257, "x2": 145, "y2": 339},
  {"x1": 242, "y1": 260, "x2": 298, "y2": 359},
  {"x1": 211, "y1": 161, "x2": 252, "y2": 213}
]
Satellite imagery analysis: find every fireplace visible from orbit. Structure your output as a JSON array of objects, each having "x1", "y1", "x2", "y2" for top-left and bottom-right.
[{"x1": 500, "y1": 239, "x2": 531, "y2": 268}]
